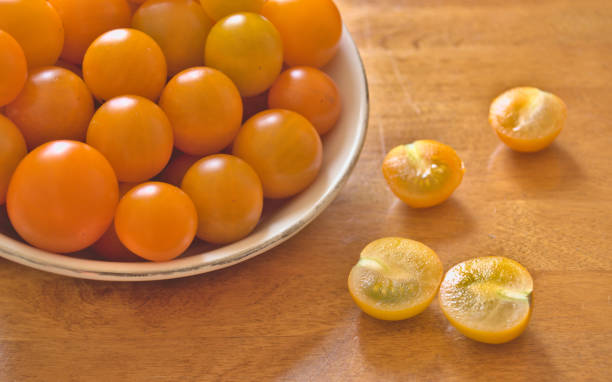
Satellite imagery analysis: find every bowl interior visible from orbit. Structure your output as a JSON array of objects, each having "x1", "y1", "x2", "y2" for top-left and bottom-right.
[{"x1": 0, "y1": 25, "x2": 369, "y2": 281}]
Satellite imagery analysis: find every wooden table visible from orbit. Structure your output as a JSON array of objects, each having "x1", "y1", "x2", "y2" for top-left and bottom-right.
[{"x1": 1, "y1": 0, "x2": 611, "y2": 380}]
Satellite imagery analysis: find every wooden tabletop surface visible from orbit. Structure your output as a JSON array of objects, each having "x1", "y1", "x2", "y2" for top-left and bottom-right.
[{"x1": 1, "y1": 0, "x2": 611, "y2": 380}]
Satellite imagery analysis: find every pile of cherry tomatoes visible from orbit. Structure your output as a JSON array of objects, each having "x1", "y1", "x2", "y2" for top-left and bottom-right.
[{"x1": 0, "y1": 0, "x2": 344, "y2": 262}]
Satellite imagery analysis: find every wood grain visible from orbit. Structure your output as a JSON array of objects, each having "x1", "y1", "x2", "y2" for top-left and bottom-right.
[{"x1": 1, "y1": 0, "x2": 611, "y2": 380}]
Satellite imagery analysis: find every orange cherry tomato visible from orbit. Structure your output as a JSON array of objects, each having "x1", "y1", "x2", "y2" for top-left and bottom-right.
[
  {"x1": 0, "y1": 30, "x2": 27, "y2": 107},
  {"x1": 159, "y1": 67, "x2": 242, "y2": 156},
  {"x1": 0, "y1": 115, "x2": 27, "y2": 205},
  {"x1": 181, "y1": 154, "x2": 263, "y2": 244},
  {"x1": 199, "y1": 0, "x2": 265, "y2": 21},
  {"x1": 92, "y1": 182, "x2": 142, "y2": 262},
  {"x1": 114, "y1": 182, "x2": 197, "y2": 262},
  {"x1": 5, "y1": 66, "x2": 94, "y2": 150},
  {"x1": 204, "y1": 12, "x2": 283, "y2": 97},
  {"x1": 268, "y1": 66, "x2": 341, "y2": 135},
  {"x1": 132, "y1": 0, "x2": 213, "y2": 77},
  {"x1": 158, "y1": 151, "x2": 201, "y2": 187},
  {"x1": 83, "y1": 28, "x2": 167, "y2": 102},
  {"x1": 262, "y1": 0, "x2": 342, "y2": 68},
  {"x1": 0, "y1": 0, "x2": 64, "y2": 68},
  {"x1": 6, "y1": 141, "x2": 118, "y2": 253},
  {"x1": 48, "y1": 0, "x2": 131, "y2": 65},
  {"x1": 232, "y1": 109, "x2": 323, "y2": 199},
  {"x1": 86, "y1": 95, "x2": 173, "y2": 183}
]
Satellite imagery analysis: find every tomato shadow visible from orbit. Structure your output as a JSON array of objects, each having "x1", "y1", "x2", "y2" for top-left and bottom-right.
[
  {"x1": 356, "y1": 305, "x2": 559, "y2": 380},
  {"x1": 487, "y1": 143, "x2": 584, "y2": 196},
  {"x1": 380, "y1": 197, "x2": 476, "y2": 245}
]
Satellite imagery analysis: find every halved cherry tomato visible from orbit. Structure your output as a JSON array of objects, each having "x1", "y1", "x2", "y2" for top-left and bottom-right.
[
  {"x1": 205, "y1": 12, "x2": 283, "y2": 97},
  {"x1": 5, "y1": 66, "x2": 94, "y2": 150},
  {"x1": 182, "y1": 154, "x2": 263, "y2": 244},
  {"x1": 0, "y1": 0, "x2": 64, "y2": 68},
  {"x1": 114, "y1": 182, "x2": 197, "y2": 262},
  {"x1": 262, "y1": 0, "x2": 342, "y2": 68},
  {"x1": 439, "y1": 256, "x2": 533, "y2": 344},
  {"x1": 48, "y1": 0, "x2": 131, "y2": 65},
  {"x1": 0, "y1": 115, "x2": 27, "y2": 205},
  {"x1": 159, "y1": 67, "x2": 242, "y2": 156},
  {"x1": 86, "y1": 95, "x2": 173, "y2": 183},
  {"x1": 348, "y1": 237, "x2": 443, "y2": 321},
  {"x1": 199, "y1": 0, "x2": 265, "y2": 21},
  {"x1": 6, "y1": 141, "x2": 118, "y2": 253},
  {"x1": 268, "y1": 66, "x2": 341, "y2": 135},
  {"x1": 0, "y1": 30, "x2": 27, "y2": 107},
  {"x1": 489, "y1": 87, "x2": 567, "y2": 152},
  {"x1": 232, "y1": 109, "x2": 323, "y2": 199},
  {"x1": 83, "y1": 28, "x2": 167, "y2": 101},
  {"x1": 382, "y1": 140, "x2": 465, "y2": 208}
]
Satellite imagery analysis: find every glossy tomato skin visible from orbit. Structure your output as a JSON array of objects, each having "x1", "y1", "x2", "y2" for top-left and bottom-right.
[
  {"x1": 0, "y1": 0, "x2": 64, "y2": 68},
  {"x1": 5, "y1": 66, "x2": 94, "y2": 150},
  {"x1": 86, "y1": 95, "x2": 173, "y2": 183},
  {"x1": 159, "y1": 67, "x2": 242, "y2": 156},
  {"x1": 114, "y1": 182, "x2": 197, "y2": 262},
  {"x1": 0, "y1": 31, "x2": 27, "y2": 107},
  {"x1": 6, "y1": 141, "x2": 119, "y2": 253},
  {"x1": 0, "y1": 115, "x2": 27, "y2": 205},
  {"x1": 132, "y1": 0, "x2": 213, "y2": 77},
  {"x1": 83, "y1": 28, "x2": 167, "y2": 102},
  {"x1": 262, "y1": 0, "x2": 342, "y2": 68},
  {"x1": 205, "y1": 13, "x2": 283, "y2": 97},
  {"x1": 181, "y1": 154, "x2": 263, "y2": 244},
  {"x1": 232, "y1": 109, "x2": 323, "y2": 199},
  {"x1": 48, "y1": 0, "x2": 131, "y2": 65},
  {"x1": 268, "y1": 66, "x2": 341, "y2": 135},
  {"x1": 199, "y1": 0, "x2": 265, "y2": 21}
]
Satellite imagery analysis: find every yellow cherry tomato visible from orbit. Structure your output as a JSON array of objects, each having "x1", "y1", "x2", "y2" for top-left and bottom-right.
[
  {"x1": 181, "y1": 154, "x2": 263, "y2": 244},
  {"x1": 205, "y1": 12, "x2": 283, "y2": 97},
  {"x1": 83, "y1": 28, "x2": 167, "y2": 102},
  {"x1": 199, "y1": 0, "x2": 265, "y2": 21},
  {"x1": 132, "y1": 0, "x2": 213, "y2": 77}
]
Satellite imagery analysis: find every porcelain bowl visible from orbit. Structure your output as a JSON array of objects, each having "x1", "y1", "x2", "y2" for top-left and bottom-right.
[{"x1": 0, "y1": 25, "x2": 369, "y2": 281}]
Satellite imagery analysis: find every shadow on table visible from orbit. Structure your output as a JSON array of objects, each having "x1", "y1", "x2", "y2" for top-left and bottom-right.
[
  {"x1": 487, "y1": 143, "x2": 584, "y2": 195},
  {"x1": 381, "y1": 197, "x2": 476, "y2": 244},
  {"x1": 356, "y1": 306, "x2": 559, "y2": 381}
]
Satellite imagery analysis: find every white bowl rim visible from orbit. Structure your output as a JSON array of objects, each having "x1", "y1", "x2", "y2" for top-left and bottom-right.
[{"x1": 0, "y1": 25, "x2": 369, "y2": 281}]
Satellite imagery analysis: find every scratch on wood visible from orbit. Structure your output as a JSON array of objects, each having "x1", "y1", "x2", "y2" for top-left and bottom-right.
[{"x1": 385, "y1": 51, "x2": 421, "y2": 115}]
